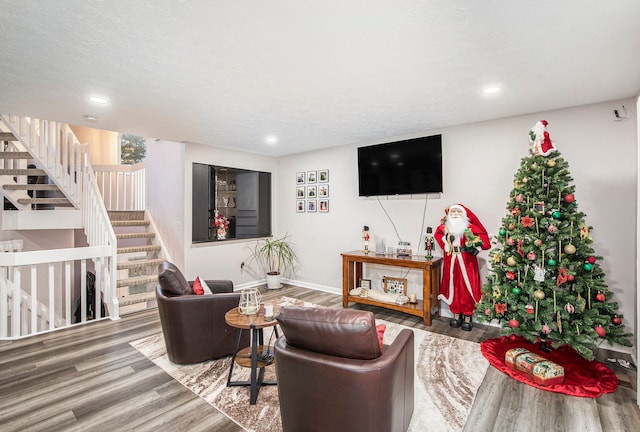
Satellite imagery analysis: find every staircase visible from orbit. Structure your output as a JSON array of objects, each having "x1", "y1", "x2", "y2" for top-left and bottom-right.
[
  {"x1": 0, "y1": 133, "x2": 72, "y2": 210},
  {"x1": 1, "y1": 114, "x2": 160, "y2": 339},
  {"x1": 110, "y1": 210, "x2": 163, "y2": 314}
]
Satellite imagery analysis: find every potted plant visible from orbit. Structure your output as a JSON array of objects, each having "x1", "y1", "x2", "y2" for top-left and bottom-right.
[{"x1": 246, "y1": 235, "x2": 298, "y2": 289}]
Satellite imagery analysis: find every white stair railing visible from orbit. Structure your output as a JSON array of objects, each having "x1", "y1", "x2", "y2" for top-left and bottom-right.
[
  {"x1": 93, "y1": 163, "x2": 146, "y2": 211},
  {"x1": 0, "y1": 114, "x2": 87, "y2": 206},
  {"x1": 0, "y1": 246, "x2": 112, "y2": 338}
]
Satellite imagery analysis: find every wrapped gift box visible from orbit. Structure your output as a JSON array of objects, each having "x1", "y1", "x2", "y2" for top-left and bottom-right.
[{"x1": 505, "y1": 347, "x2": 565, "y2": 386}]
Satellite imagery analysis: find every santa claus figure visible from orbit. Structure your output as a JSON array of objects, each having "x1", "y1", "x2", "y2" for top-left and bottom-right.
[
  {"x1": 435, "y1": 204, "x2": 490, "y2": 331},
  {"x1": 528, "y1": 119, "x2": 556, "y2": 156}
]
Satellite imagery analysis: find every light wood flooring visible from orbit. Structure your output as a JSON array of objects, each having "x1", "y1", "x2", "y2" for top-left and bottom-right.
[{"x1": 0, "y1": 285, "x2": 638, "y2": 431}]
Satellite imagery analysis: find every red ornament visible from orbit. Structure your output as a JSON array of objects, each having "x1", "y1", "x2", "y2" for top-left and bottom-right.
[
  {"x1": 526, "y1": 304, "x2": 534, "y2": 314},
  {"x1": 512, "y1": 207, "x2": 521, "y2": 216},
  {"x1": 508, "y1": 319, "x2": 520, "y2": 328},
  {"x1": 594, "y1": 325, "x2": 606, "y2": 337},
  {"x1": 595, "y1": 292, "x2": 606, "y2": 302},
  {"x1": 527, "y1": 251, "x2": 537, "y2": 261},
  {"x1": 586, "y1": 256, "x2": 596, "y2": 264},
  {"x1": 542, "y1": 324, "x2": 551, "y2": 335},
  {"x1": 515, "y1": 194, "x2": 524, "y2": 203},
  {"x1": 567, "y1": 274, "x2": 574, "y2": 282},
  {"x1": 612, "y1": 316, "x2": 622, "y2": 326},
  {"x1": 564, "y1": 303, "x2": 575, "y2": 314},
  {"x1": 506, "y1": 271, "x2": 516, "y2": 280},
  {"x1": 508, "y1": 334, "x2": 518, "y2": 341},
  {"x1": 564, "y1": 194, "x2": 575, "y2": 203},
  {"x1": 506, "y1": 238, "x2": 515, "y2": 246}
]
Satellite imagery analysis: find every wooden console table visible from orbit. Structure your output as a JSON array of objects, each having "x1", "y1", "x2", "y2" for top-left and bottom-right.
[{"x1": 341, "y1": 251, "x2": 442, "y2": 325}]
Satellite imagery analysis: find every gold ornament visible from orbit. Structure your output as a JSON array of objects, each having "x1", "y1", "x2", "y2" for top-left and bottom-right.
[
  {"x1": 564, "y1": 244, "x2": 576, "y2": 254},
  {"x1": 506, "y1": 257, "x2": 517, "y2": 266},
  {"x1": 533, "y1": 290, "x2": 546, "y2": 300}
]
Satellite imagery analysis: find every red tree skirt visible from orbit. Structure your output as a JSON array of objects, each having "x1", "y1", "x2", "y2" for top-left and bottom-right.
[{"x1": 480, "y1": 336, "x2": 618, "y2": 398}]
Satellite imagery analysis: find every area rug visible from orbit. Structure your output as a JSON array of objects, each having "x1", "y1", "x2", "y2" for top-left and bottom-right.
[
  {"x1": 480, "y1": 336, "x2": 618, "y2": 397},
  {"x1": 131, "y1": 298, "x2": 488, "y2": 432}
]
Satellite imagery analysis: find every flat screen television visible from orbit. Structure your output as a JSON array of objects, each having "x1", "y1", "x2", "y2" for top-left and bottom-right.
[{"x1": 358, "y1": 134, "x2": 443, "y2": 197}]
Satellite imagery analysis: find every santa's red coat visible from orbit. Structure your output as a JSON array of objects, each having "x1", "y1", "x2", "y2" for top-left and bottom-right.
[{"x1": 435, "y1": 223, "x2": 490, "y2": 316}]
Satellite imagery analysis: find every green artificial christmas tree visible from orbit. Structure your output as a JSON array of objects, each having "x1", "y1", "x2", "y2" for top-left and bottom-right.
[{"x1": 476, "y1": 120, "x2": 632, "y2": 360}]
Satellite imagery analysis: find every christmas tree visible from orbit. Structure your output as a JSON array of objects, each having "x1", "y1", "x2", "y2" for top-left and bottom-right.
[{"x1": 476, "y1": 120, "x2": 632, "y2": 360}]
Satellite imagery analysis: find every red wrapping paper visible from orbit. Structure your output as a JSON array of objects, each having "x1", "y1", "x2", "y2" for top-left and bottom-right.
[{"x1": 480, "y1": 336, "x2": 618, "y2": 398}]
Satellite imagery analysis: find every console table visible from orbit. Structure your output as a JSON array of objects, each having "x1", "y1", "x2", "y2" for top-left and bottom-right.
[{"x1": 341, "y1": 251, "x2": 442, "y2": 325}]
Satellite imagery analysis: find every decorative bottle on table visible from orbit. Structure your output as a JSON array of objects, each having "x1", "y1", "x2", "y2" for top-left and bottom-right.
[{"x1": 362, "y1": 226, "x2": 370, "y2": 254}]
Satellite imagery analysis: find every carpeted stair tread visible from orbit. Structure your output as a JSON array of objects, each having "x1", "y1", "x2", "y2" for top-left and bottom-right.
[
  {"x1": 116, "y1": 232, "x2": 155, "y2": 240},
  {"x1": 118, "y1": 291, "x2": 156, "y2": 306},
  {"x1": 117, "y1": 275, "x2": 158, "y2": 288},
  {"x1": 0, "y1": 151, "x2": 31, "y2": 159},
  {"x1": 3, "y1": 184, "x2": 61, "y2": 190},
  {"x1": 117, "y1": 245, "x2": 161, "y2": 254},
  {"x1": 0, "y1": 168, "x2": 47, "y2": 176},
  {"x1": 0, "y1": 132, "x2": 18, "y2": 141},
  {"x1": 111, "y1": 220, "x2": 150, "y2": 227},
  {"x1": 117, "y1": 258, "x2": 164, "y2": 270},
  {"x1": 108, "y1": 210, "x2": 145, "y2": 221},
  {"x1": 17, "y1": 198, "x2": 71, "y2": 204}
]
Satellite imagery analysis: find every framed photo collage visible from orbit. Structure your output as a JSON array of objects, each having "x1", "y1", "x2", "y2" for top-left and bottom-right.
[{"x1": 296, "y1": 169, "x2": 329, "y2": 213}]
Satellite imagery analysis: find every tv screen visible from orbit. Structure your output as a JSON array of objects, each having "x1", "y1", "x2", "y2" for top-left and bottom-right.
[{"x1": 358, "y1": 134, "x2": 442, "y2": 197}]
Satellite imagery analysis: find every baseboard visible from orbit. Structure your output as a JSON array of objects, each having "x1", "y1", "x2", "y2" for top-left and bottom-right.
[{"x1": 282, "y1": 278, "x2": 341, "y2": 295}]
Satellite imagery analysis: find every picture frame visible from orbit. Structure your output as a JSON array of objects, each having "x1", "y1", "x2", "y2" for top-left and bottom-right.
[
  {"x1": 296, "y1": 172, "x2": 305, "y2": 184},
  {"x1": 318, "y1": 199, "x2": 329, "y2": 212},
  {"x1": 307, "y1": 170, "x2": 317, "y2": 184},
  {"x1": 307, "y1": 200, "x2": 317, "y2": 212},
  {"x1": 318, "y1": 169, "x2": 329, "y2": 183},
  {"x1": 296, "y1": 200, "x2": 305, "y2": 212},
  {"x1": 359, "y1": 278, "x2": 371, "y2": 289},
  {"x1": 306, "y1": 185, "x2": 317, "y2": 198},
  {"x1": 318, "y1": 184, "x2": 329, "y2": 198},
  {"x1": 383, "y1": 277, "x2": 407, "y2": 295},
  {"x1": 296, "y1": 186, "x2": 306, "y2": 198}
]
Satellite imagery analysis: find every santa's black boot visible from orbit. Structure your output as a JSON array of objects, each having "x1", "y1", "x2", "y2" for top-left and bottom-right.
[
  {"x1": 461, "y1": 315, "x2": 473, "y2": 331},
  {"x1": 449, "y1": 313, "x2": 462, "y2": 328}
]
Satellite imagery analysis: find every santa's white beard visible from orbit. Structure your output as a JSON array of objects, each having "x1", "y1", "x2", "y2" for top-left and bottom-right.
[{"x1": 445, "y1": 216, "x2": 469, "y2": 240}]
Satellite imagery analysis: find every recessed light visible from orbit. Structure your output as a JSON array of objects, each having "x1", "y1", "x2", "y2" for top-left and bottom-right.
[
  {"x1": 264, "y1": 135, "x2": 278, "y2": 145},
  {"x1": 89, "y1": 96, "x2": 109, "y2": 104},
  {"x1": 482, "y1": 86, "x2": 501, "y2": 94}
]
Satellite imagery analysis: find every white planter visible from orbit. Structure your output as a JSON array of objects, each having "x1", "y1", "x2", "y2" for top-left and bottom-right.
[{"x1": 266, "y1": 272, "x2": 282, "y2": 289}]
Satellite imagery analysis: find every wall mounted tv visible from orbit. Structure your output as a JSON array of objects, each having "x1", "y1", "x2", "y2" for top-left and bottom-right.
[{"x1": 357, "y1": 134, "x2": 443, "y2": 197}]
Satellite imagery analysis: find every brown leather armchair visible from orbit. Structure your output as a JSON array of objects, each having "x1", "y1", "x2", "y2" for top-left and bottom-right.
[
  {"x1": 156, "y1": 261, "x2": 249, "y2": 364},
  {"x1": 275, "y1": 306, "x2": 414, "y2": 432}
]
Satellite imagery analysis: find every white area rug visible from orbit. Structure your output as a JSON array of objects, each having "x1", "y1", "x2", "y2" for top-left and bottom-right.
[{"x1": 130, "y1": 300, "x2": 488, "y2": 432}]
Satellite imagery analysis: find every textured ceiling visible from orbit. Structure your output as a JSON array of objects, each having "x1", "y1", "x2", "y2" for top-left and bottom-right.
[{"x1": 1, "y1": 1, "x2": 639, "y2": 156}]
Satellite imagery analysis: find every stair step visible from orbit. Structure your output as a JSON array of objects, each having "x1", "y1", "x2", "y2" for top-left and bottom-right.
[
  {"x1": 0, "y1": 151, "x2": 30, "y2": 159},
  {"x1": 117, "y1": 258, "x2": 164, "y2": 270},
  {"x1": 117, "y1": 275, "x2": 158, "y2": 288},
  {"x1": 118, "y1": 291, "x2": 156, "y2": 306},
  {"x1": 109, "y1": 210, "x2": 145, "y2": 221},
  {"x1": 0, "y1": 132, "x2": 17, "y2": 141},
  {"x1": 116, "y1": 232, "x2": 155, "y2": 240},
  {"x1": 111, "y1": 220, "x2": 150, "y2": 227},
  {"x1": 17, "y1": 198, "x2": 71, "y2": 205},
  {"x1": 0, "y1": 168, "x2": 47, "y2": 176},
  {"x1": 117, "y1": 245, "x2": 161, "y2": 254},
  {"x1": 3, "y1": 184, "x2": 60, "y2": 191}
]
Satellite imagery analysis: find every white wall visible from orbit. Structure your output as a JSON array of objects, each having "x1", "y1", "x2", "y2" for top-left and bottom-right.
[
  {"x1": 275, "y1": 98, "x2": 637, "y2": 334},
  {"x1": 146, "y1": 139, "x2": 186, "y2": 269}
]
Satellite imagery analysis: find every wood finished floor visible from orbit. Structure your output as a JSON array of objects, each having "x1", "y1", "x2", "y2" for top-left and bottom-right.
[{"x1": 0, "y1": 285, "x2": 638, "y2": 431}]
